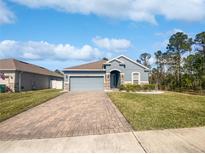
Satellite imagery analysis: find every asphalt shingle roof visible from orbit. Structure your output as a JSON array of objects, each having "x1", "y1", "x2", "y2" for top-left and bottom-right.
[
  {"x1": 0, "y1": 59, "x2": 63, "y2": 78},
  {"x1": 64, "y1": 59, "x2": 107, "y2": 70}
]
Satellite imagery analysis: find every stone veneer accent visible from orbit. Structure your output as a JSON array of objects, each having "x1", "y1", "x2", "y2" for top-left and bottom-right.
[
  {"x1": 120, "y1": 73, "x2": 125, "y2": 85},
  {"x1": 64, "y1": 82, "x2": 69, "y2": 91},
  {"x1": 104, "y1": 73, "x2": 110, "y2": 90},
  {"x1": 104, "y1": 72, "x2": 124, "y2": 90}
]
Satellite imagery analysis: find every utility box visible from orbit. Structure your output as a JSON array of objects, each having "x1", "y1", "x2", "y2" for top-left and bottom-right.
[{"x1": 0, "y1": 84, "x2": 6, "y2": 93}]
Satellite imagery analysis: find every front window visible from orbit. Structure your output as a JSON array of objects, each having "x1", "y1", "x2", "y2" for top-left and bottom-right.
[{"x1": 132, "y1": 72, "x2": 139, "y2": 84}]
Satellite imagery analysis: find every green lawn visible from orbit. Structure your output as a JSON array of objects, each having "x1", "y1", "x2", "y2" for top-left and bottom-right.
[
  {"x1": 108, "y1": 92, "x2": 205, "y2": 130},
  {"x1": 0, "y1": 89, "x2": 62, "y2": 122}
]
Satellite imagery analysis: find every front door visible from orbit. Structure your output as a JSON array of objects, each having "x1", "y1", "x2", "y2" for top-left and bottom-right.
[{"x1": 110, "y1": 71, "x2": 120, "y2": 88}]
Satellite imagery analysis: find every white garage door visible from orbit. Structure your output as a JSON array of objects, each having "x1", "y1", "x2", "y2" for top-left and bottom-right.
[{"x1": 70, "y1": 76, "x2": 104, "y2": 91}]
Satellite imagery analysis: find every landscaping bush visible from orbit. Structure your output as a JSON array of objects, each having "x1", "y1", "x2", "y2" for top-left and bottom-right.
[
  {"x1": 126, "y1": 84, "x2": 138, "y2": 92},
  {"x1": 119, "y1": 84, "x2": 156, "y2": 92},
  {"x1": 119, "y1": 84, "x2": 126, "y2": 91},
  {"x1": 141, "y1": 84, "x2": 156, "y2": 91}
]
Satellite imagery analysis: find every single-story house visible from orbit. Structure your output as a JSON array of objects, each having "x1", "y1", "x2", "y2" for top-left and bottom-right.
[
  {"x1": 63, "y1": 55, "x2": 150, "y2": 91},
  {"x1": 0, "y1": 59, "x2": 63, "y2": 92}
]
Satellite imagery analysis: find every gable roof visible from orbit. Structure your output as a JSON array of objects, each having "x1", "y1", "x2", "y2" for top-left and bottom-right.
[
  {"x1": 64, "y1": 59, "x2": 107, "y2": 71},
  {"x1": 105, "y1": 58, "x2": 124, "y2": 64},
  {"x1": 63, "y1": 55, "x2": 149, "y2": 71},
  {"x1": 110, "y1": 55, "x2": 150, "y2": 70},
  {"x1": 0, "y1": 59, "x2": 63, "y2": 78}
]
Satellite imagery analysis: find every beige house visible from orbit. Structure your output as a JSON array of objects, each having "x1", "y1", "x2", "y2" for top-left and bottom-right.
[{"x1": 0, "y1": 59, "x2": 63, "y2": 92}]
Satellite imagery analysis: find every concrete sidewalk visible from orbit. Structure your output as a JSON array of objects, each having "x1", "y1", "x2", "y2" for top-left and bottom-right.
[
  {"x1": 0, "y1": 132, "x2": 144, "y2": 153},
  {"x1": 0, "y1": 127, "x2": 205, "y2": 153}
]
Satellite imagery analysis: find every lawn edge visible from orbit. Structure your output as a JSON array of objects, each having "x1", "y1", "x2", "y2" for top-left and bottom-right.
[{"x1": 106, "y1": 92, "x2": 135, "y2": 131}]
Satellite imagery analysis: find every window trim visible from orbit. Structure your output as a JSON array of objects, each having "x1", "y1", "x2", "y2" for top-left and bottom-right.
[{"x1": 132, "y1": 72, "x2": 141, "y2": 84}]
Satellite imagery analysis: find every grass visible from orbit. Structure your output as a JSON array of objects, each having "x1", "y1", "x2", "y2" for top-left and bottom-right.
[
  {"x1": 178, "y1": 90, "x2": 205, "y2": 96},
  {"x1": 0, "y1": 89, "x2": 62, "y2": 122},
  {"x1": 108, "y1": 92, "x2": 205, "y2": 131}
]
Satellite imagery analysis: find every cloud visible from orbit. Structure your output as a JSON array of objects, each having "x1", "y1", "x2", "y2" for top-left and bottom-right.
[
  {"x1": 155, "y1": 28, "x2": 184, "y2": 36},
  {"x1": 149, "y1": 57, "x2": 156, "y2": 65},
  {"x1": 0, "y1": 40, "x2": 102, "y2": 61},
  {"x1": 0, "y1": 0, "x2": 15, "y2": 24},
  {"x1": 153, "y1": 39, "x2": 169, "y2": 50},
  {"x1": 93, "y1": 37, "x2": 131, "y2": 52},
  {"x1": 10, "y1": 0, "x2": 205, "y2": 24}
]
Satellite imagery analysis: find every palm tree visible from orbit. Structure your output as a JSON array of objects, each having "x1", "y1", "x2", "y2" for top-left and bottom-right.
[
  {"x1": 140, "y1": 52, "x2": 151, "y2": 68},
  {"x1": 194, "y1": 32, "x2": 205, "y2": 72},
  {"x1": 154, "y1": 50, "x2": 163, "y2": 89},
  {"x1": 194, "y1": 32, "x2": 205, "y2": 91},
  {"x1": 195, "y1": 32, "x2": 205, "y2": 56},
  {"x1": 166, "y1": 32, "x2": 192, "y2": 88}
]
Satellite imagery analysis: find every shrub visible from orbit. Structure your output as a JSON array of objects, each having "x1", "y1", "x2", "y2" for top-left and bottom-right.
[
  {"x1": 119, "y1": 84, "x2": 126, "y2": 91},
  {"x1": 141, "y1": 84, "x2": 156, "y2": 91},
  {"x1": 125, "y1": 84, "x2": 136, "y2": 92},
  {"x1": 134, "y1": 84, "x2": 142, "y2": 91},
  {"x1": 119, "y1": 84, "x2": 156, "y2": 92}
]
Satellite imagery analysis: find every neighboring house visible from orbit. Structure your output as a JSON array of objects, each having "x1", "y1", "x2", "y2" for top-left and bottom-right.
[
  {"x1": 63, "y1": 55, "x2": 150, "y2": 91},
  {"x1": 0, "y1": 59, "x2": 63, "y2": 92}
]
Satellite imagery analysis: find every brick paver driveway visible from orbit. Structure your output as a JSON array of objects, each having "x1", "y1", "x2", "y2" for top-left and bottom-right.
[{"x1": 0, "y1": 92, "x2": 132, "y2": 140}]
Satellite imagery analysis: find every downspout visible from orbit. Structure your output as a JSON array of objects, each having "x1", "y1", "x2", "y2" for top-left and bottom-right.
[{"x1": 19, "y1": 71, "x2": 23, "y2": 92}]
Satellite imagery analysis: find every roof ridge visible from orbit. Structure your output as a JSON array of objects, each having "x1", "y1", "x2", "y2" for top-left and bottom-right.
[
  {"x1": 0, "y1": 58, "x2": 63, "y2": 77},
  {"x1": 14, "y1": 59, "x2": 49, "y2": 70}
]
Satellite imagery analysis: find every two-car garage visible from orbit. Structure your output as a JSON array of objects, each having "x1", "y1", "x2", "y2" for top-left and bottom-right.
[
  {"x1": 63, "y1": 59, "x2": 107, "y2": 92},
  {"x1": 69, "y1": 76, "x2": 104, "y2": 91}
]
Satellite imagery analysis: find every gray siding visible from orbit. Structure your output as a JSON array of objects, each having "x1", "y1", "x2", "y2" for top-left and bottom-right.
[
  {"x1": 105, "y1": 60, "x2": 125, "y2": 73},
  {"x1": 64, "y1": 71, "x2": 105, "y2": 82},
  {"x1": 105, "y1": 57, "x2": 149, "y2": 82}
]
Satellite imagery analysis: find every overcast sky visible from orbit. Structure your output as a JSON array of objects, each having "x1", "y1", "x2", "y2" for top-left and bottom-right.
[{"x1": 0, "y1": 0, "x2": 205, "y2": 70}]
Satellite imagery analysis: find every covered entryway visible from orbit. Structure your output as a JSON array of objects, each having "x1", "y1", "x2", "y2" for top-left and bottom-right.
[
  {"x1": 70, "y1": 76, "x2": 104, "y2": 91},
  {"x1": 110, "y1": 70, "x2": 121, "y2": 88}
]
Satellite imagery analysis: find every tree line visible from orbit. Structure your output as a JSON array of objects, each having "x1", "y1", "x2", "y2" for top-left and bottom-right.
[{"x1": 138, "y1": 32, "x2": 205, "y2": 91}]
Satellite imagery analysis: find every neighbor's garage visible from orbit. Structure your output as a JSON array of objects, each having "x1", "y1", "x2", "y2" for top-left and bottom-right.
[{"x1": 70, "y1": 76, "x2": 104, "y2": 91}]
